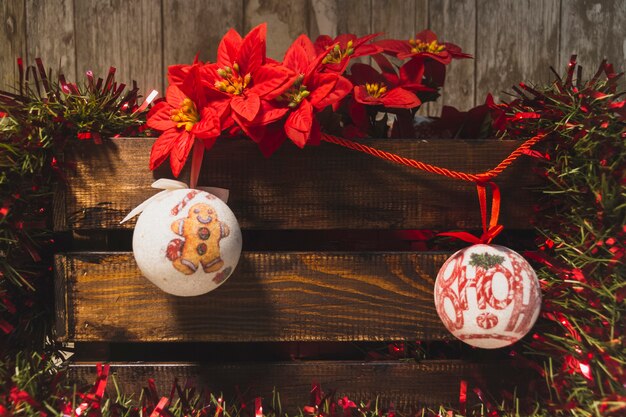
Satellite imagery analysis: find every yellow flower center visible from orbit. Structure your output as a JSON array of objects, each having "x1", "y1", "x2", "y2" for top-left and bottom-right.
[
  {"x1": 170, "y1": 98, "x2": 200, "y2": 132},
  {"x1": 322, "y1": 40, "x2": 354, "y2": 64},
  {"x1": 278, "y1": 75, "x2": 310, "y2": 108},
  {"x1": 408, "y1": 38, "x2": 445, "y2": 54},
  {"x1": 214, "y1": 63, "x2": 251, "y2": 95},
  {"x1": 365, "y1": 82, "x2": 387, "y2": 98}
]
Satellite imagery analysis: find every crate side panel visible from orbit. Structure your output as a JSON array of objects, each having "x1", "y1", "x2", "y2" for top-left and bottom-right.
[{"x1": 56, "y1": 138, "x2": 540, "y2": 231}]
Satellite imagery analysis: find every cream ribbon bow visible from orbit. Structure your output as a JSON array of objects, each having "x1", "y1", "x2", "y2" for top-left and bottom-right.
[{"x1": 120, "y1": 179, "x2": 229, "y2": 224}]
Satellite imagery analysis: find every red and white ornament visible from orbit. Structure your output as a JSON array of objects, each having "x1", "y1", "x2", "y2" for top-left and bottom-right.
[
  {"x1": 122, "y1": 180, "x2": 242, "y2": 297},
  {"x1": 434, "y1": 244, "x2": 541, "y2": 348}
]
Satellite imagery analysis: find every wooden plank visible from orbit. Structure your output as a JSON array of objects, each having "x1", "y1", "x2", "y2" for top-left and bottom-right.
[
  {"x1": 429, "y1": 0, "x2": 476, "y2": 114},
  {"x1": 244, "y1": 0, "x2": 309, "y2": 61},
  {"x1": 373, "y1": 0, "x2": 418, "y2": 37},
  {"x1": 56, "y1": 251, "x2": 451, "y2": 342},
  {"x1": 559, "y1": 0, "x2": 626, "y2": 79},
  {"x1": 309, "y1": 0, "x2": 338, "y2": 39},
  {"x1": 475, "y1": 0, "x2": 560, "y2": 103},
  {"x1": 163, "y1": 0, "x2": 243, "y2": 68},
  {"x1": 53, "y1": 138, "x2": 540, "y2": 231},
  {"x1": 25, "y1": 0, "x2": 76, "y2": 81},
  {"x1": 0, "y1": 0, "x2": 26, "y2": 90},
  {"x1": 74, "y1": 0, "x2": 163, "y2": 95},
  {"x1": 69, "y1": 360, "x2": 526, "y2": 411},
  {"x1": 336, "y1": 0, "x2": 370, "y2": 36}
]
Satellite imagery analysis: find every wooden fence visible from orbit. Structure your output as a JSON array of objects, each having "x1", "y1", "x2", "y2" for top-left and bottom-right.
[{"x1": 2, "y1": 0, "x2": 625, "y2": 111}]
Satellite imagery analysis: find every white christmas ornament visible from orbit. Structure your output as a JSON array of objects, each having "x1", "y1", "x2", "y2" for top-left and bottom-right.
[
  {"x1": 434, "y1": 244, "x2": 541, "y2": 349},
  {"x1": 122, "y1": 180, "x2": 242, "y2": 297}
]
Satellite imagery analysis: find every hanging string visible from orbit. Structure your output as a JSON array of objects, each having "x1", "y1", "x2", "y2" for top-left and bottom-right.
[
  {"x1": 320, "y1": 132, "x2": 548, "y2": 242},
  {"x1": 320, "y1": 132, "x2": 547, "y2": 183}
]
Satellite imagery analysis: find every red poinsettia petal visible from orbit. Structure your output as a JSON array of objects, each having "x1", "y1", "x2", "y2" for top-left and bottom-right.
[
  {"x1": 291, "y1": 34, "x2": 316, "y2": 61},
  {"x1": 149, "y1": 129, "x2": 179, "y2": 171},
  {"x1": 372, "y1": 54, "x2": 396, "y2": 77},
  {"x1": 238, "y1": 23, "x2": 266, "y2": 75},
  {"x1": 244, "y1": 122, "x2": 287, "y2": 156},
  {"x1": 349, "y1": 63, "x2": 386, "y2": 86},
  {"x1": 180, "y1": 64, "x2": 209, "y2": 108},
  {"x1": 307, "y1": 72, "x2": 338, "y2": 106},
  {"x1": 284, "y1": 100, "x2": 313, "y2": 147},
  {"x1": 231, "y1": 93, "x2": 261, "y2": 122},
  {"x1": 253, "y1": 99, "x2": 289, "y2": 125},
  {"x1": 353, "y1": 85, "x2": 381, "y2": 105},
  {"x1": 376, "y1": 39, "x2": 410, "y2": 56},
  {"x1": 192, "y1": 108, "x2": 221, "y2": 139},
  {"x1": 352, "y1": 43, "x2": 382, "y2": 58},
  {"x1": 415, "y1": 29, "x2": 438, "y2": 43},
  {"x1": 146, "y1": 101, "x2": 174, "y2": 132},
  {"x1": 445, "y1": 42, "x2": 473, "y2": 59},
  {"x1": 167, "y1": 64, "x2": 191, "y2": 86},
  {"x1": 169, "y1": 130, "x2": 195, "y2": 177},
  {"x1": 399, "y1": 57, "x2": 425, "y2": 85},
  {"x1": 314, "y1": 75, "x2": 352, "y2": 110},
  {"x1": 424, "y1": 60, "x2": 447, "y2": 87},
  {"x1": 313, "y1": 34, "x2": 334, "y2": 54},
  {"x1": 249, "y1": 64, "x2": 293, "y2": 99},
  {"x1": 283, "y1": 40, "x2": 311, "y2": 74},
  {"x1": 165, "y1": 85, "x2": 187, "y2": 109},
  {"x1": 380, "y1": 87, "x2": 421, "y2": 109},
  {"x1": 217, "y1": 28, "x2": 243, "y2": 67},
  {"x1": 352, "y1": 33, "x2": 382, "y2": 48}
]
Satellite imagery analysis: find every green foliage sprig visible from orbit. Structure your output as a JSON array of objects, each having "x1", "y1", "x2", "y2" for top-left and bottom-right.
[{"x1": 0, "y1": 59, "x2": 149, "y2": 349}]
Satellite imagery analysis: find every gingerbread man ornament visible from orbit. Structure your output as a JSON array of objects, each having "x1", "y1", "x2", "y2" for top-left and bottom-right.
[{"x1": 167, "y1": 203, "x2": 230, "y2": 274}]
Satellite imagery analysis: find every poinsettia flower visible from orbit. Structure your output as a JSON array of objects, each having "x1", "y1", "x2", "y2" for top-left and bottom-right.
[
  {"x1": 202, "y1": 23, "x2": 296, "y2": 132},
  {"x1": 350, "y1": 63, "x2": 421, "y2": 108},
  {"x1": 314, "y1": 33, "x2": 382, "y2": 73},
  {"x1": 147, "y1": 65, "x2": 220, "y2": 177},
  {"x1": 246, "y1": 35, "x2": 353, "y2": 152},
  {"x1": 377, "y1": 30, "x2": 471, "y2": 64}
]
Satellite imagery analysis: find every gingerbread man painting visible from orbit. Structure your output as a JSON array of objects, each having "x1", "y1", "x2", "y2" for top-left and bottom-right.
[{"x1": 166, "y1": 203, "x2": 230, "y2": 274}]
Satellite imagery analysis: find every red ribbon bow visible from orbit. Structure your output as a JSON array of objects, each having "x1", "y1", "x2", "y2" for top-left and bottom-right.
[{"x1": 440, "y1": 182, "x2": 504, "y2": 244}]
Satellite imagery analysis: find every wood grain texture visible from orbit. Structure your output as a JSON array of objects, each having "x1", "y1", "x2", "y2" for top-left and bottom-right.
[
  {"x1": 244, "y1": 0, "x2": 309, "y2": 60},
  {"x1": 74, "y1": 0, "x2": 163, "y2": 95},
  {"x1": 373, "y1": 0, "x2": 417, "y2": 37},
  {"x1": 54, "y1": 138, "x2": 540, "y2": 231},
  {"x1": 309, "y1": 0, "x2": 338, "y2": 39},
  {"x1": 69, "y1": 360, "x2": 528, "y2": 411},
  {"x1": 56, "y1": 251, "x2": 451, "y2": 342},
  {"x1": 25, "y1": 0, "x2": 75, "y2": 80},
  {"x1": 163, "y1": 0, "x2": 243, "y2": 67},
  {"x1": 559, "y1": 0, "x2": 626, "y2": 78},
  {"x1": 429, "y1": 0, "x2": 476, "y2": 113},
  {"x1": 0, "y1": 0, "x2": 26, "y2": 90},
  {"x1": 335, "y1": 0, "x2": 371, "y2": 36},
  {"x1": 476, "y1": 0, "x2": 560, "y2": 103}
]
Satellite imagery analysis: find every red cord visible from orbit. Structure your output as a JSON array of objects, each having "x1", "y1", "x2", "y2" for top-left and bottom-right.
[
  {"x1": 320, "y1": 132, "x2": 547, "y2": 243},
  {"x1": 320, "y1": 133, "x2": 547, "y2": 183}
]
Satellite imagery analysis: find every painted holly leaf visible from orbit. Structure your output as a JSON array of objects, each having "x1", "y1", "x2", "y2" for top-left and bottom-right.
[{"x1": 469, "y1": 252, "x2": 505, "y2": 270}]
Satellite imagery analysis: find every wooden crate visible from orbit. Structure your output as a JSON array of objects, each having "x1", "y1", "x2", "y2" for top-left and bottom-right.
[{"x1": 55, "y1": 138, "x2": 540, "y2": 411}]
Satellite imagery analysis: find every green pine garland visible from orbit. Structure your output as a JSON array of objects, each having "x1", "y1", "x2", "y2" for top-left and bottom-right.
[{"x1": 498, "y1": 56, "x2": 626, "y2": 416}]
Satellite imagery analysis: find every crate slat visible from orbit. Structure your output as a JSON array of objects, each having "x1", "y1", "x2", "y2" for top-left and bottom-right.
[
  {"x1": 54, "y1": 138, "x2": 540, "y2": 231},
  {"x1": 56, "y1": 251, "x2": 454, "y2": 342},
  {"x1": 69, "y1": 360, "x2": 525, "y2": 412}
]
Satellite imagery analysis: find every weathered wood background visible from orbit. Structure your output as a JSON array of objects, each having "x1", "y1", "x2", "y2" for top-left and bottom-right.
[{"x1": 2, "y1": 0, "x2": 624, "y2": 112}]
